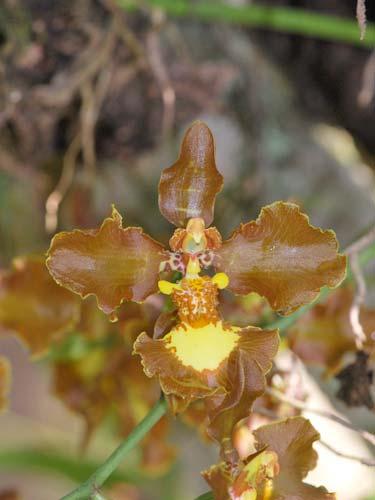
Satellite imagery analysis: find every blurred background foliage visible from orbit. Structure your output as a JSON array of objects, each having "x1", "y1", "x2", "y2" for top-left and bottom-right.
[{"x1": 0, "y1": 1, "x2": 375, "y2": 499}]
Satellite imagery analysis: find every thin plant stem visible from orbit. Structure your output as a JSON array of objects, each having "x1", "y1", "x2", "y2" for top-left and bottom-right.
[
  {"x1": 0, "y1": 449, "x2": 136, "y2": 484},
  {"x1": 266, "y1": 387, "x2": 375, "y2": 448},
  {"x1": 91, "y1": 492, "x2": 108, "y2": 500},
  {"x1": 195, "y1": 493, "x2": 213, "y2": 500},
  {"x1": 118, "y1": 0, "x2": 375, "y2": 48},
  {"x1": 319, "y1": 440, "x2": 375, "y2": 467},
  {"x1": 60, "y1": 397, "x2": 167, "y2": 500}
]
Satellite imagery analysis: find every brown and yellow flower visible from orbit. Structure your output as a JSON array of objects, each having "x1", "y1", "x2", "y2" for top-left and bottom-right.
[
  {"x1": 203, "y1": 417, "x2": 335, "y2": 500},
  {"x1": 0, "y1": 256, "x2": 81, "y2": 356},
  {"x1": 46, "y1": 121, "x2": 346, "y2": 448},
  {"x1": 134, "y1": 257, "x2": 279, "y2": 448},
  {"x1": 288, "y1": 286, "x2": 375, "y2": 376}
]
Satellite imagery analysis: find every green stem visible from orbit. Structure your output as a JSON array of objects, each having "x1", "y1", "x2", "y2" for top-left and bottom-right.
[
  {"x1": 60, "y1": 397, "x2": 167, "y2": 500},
  {"x1": 195, "y1": 493, "x2": 213, "y2": 500},
  {"x1": 119, "y1": 0, "x2": 375, "y2": 48},
  {"x1": 91, "y1": 493, "x2": 107, "y2": 500},
  {"x1": 0, "y1": 449, "x2": 135, "y2": 484}
]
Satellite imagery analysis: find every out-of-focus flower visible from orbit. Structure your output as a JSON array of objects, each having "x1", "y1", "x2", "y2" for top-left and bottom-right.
[
  {"x1": 0, "y1": 357, "x2": 10, "y2": 412},
  {"x1": 54, "y1": 301, "x2": 174, "y2": 474},
  {"x1": 0, "y1": 490, "x2": 20, "y2": 500},
  {"x1": 46, "y1": 122, "x2": 346, "y2": 452},
  {"x1": 0, "y1": 256, "x2": 81, "y2": 356},
  {"x1": 241, "y1": 368, "x2": 304, "y2": 438},
  {"x1": 218, "y1": 292, "x2": 271, "y2": 329},
  {"x1": 106, "y1": 483, "x2": 140, "y2": 500},
  {"x1": 203, "y1": 417, "x2": 335, "y2": 500},
  {"x1": 288, "y1": 287, "x2": 375, "y2": 375}
]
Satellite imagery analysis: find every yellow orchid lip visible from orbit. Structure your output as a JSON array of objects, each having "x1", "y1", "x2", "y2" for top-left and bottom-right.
[{"x1": 165, "y1": 321, "x2": 240, "y2": 372}]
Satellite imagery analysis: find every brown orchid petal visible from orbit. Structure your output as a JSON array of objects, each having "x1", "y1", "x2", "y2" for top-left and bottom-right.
[
  {"x1": 153, "y1": 310, "x2": 178, "y2": 339},
  {"x1": 181, "y1": 399, "x2": 212, "y2": 441},
  {"x1": 0, "y1": 357, "x2": 10, "y2": 412},
  {"x1": 207, "y1": 327, "x2": 279, "y2": 446},
  {"x1": 254, "y1": 417, "x2": 335, "y2": 499},
  {"x1": 168, "y1": 228, "x2": 186, "y2": 252},
  {"x1": 205, "y1": 227, "x2": 223, "y2": 250},
  {"x1": 47, "y1": 206, "x2": 167, "y2": 316},
  {"x1": 134, "y1": 323, "x2": 278, "y2": 446},
  {"x1": 158, "y1": 122, "x2": 223, "y2": 227},
  {"x1": 288, "y1": 287, "x2": 375, "y2": 374},
  {"x1": 202, "y1": 463, "x2": 232, "y2": 500},
  {"x1": 0, "y1": 257, "x2": 80, "y2": 356},
  {"x1": 134, "y1": 330, "x2": 217, "y2": 402},
  {"x1": 169, "y1": 225, "x2": 222, "y2": 252},
  {"x1": 215, "y1": 202, "x2": 346, "y2": 315},
  {"x1": 204, "y1": 417, "x2": 334, "y2": 500}
]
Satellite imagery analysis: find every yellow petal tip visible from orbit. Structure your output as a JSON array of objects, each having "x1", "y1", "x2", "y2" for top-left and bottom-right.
[
  {"x1": 158, "y1": 280, "x2": 180, "y2": 295},
  {"x1": 212, "y1": 272, "x2": 229, "y2": 289}
]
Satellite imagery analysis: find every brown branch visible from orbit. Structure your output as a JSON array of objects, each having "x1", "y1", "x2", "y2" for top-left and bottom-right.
[
  {"x1": 102, "y1": 0, "x2": 147, "y2": 64},
  {"x1": 357, "y1": 0, "x2": 367, "y2": 41},
  {"x1": 345, "y1": 226, "x2": 375, "y2": 350},
  {"x1": 266, "y1": 387, "x2": 375, "y2": 448},
  {"x1": 345, "y1": 226, "x2": 375, "y2": 255},
  {"x1": 80, "y1": 81, "x2": 97, "y2": 182},
  {"x1": 358, "y1": 50, "x2": 375, "y2": 108},
  {"x1": 348, "y1": 251, "x2": 367, "y2": 350},
  {"x1": 45, "y1": 133, "x2": 81, "y2": 233},
  {"x1": 0, "y1": 149, "x2": 37, "y2": 182},
  {"x1": 146, "y1": 12, "x2": 176, "y2": 138},
  {"x1": 34, "y1": 23, "x2": 117, "y2": 108},
  {"x1": 319, "y1": 440, "x2": 375, "y2": 467},
  {"x1": 79, "y1": 64, "x2": 113, "y2": 185}
]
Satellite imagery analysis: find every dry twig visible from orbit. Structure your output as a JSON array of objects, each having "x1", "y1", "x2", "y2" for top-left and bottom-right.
[
  {"x1": 356, "y1": 0, "x2": 367, "y2": 41},
  {"x1": 266, "y1": 387, "x2": 375, "y2": 448},
  {"x1": 44, "y1": 22, "x2": 117, "y2": 233},
  {"x1": 80, "y1": 64, "x2": 114, "y2": 184},
  {"x1": 34, "y1": 23, "x2": 116, "y2": 107},
  {"x1": 345, "y1": 226, "x2": 375, "y2": 255},
  {"x1": 103, "y1": 0, "x2": 147, "y2": 64},
  {"x1": 358, "y1": 50, "x2": 375, "y2": 108},
  {"x1": 146, "y1": 10, "x2": 176, "y2": 138},
  {"x1": 345, "y1": 226, "x2": 375, "y2": 350},
  {"x1": 348, "y1": 251, "x2": 368, "y2": 350},
  {"x1": 45, "y1": 133, "x2": 81, "y2": 233},
  {"x1": 319, "y1": 440, "x2": 375, "y2": 467}
]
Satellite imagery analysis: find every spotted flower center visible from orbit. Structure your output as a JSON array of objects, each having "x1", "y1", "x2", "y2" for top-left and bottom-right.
[
  {"x1": 166, "y1": 321, "x2": 239, "y2": 371},
  {"x1": 172, "y1": 276, "x2": 220, "y2": 327}
]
